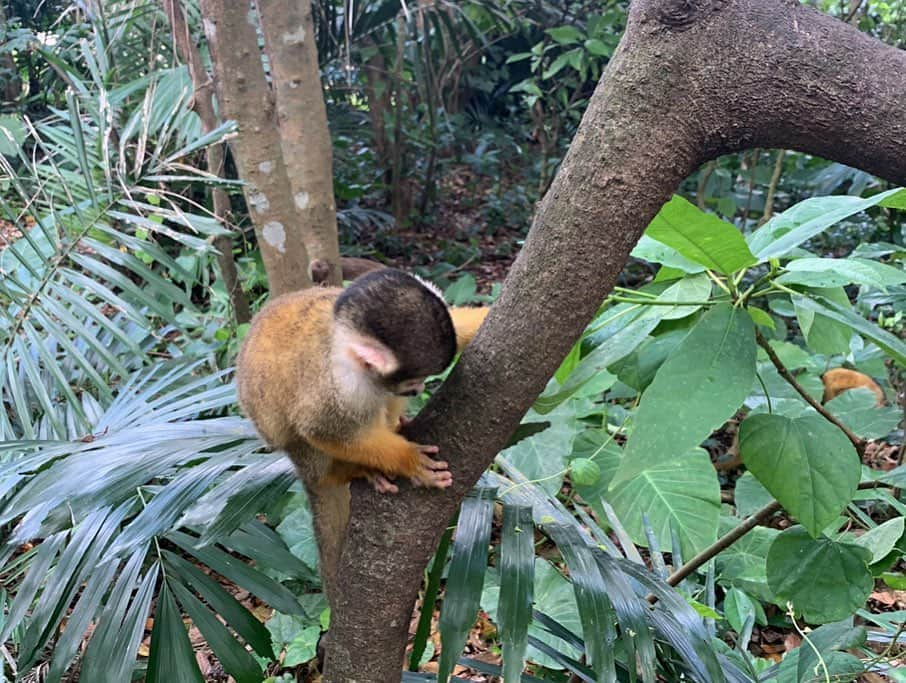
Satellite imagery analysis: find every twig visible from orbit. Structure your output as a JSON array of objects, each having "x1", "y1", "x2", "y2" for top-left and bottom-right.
[
  {"x1": 755, "y1": 330, "x2": 865, "y2": 454},
  {"x1": 760, "y1": 149, "x2": 786, "y2": 224},
  {"x1": 664, "y1": 482, "x2": 886, "y2": 589}
]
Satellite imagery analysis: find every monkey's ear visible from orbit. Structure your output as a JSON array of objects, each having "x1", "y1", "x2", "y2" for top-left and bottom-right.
[{"x1": 348, "y1": 340, "x2": 397, "y2": 375}]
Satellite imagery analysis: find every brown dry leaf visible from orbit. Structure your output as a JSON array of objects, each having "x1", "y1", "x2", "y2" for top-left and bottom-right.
[
  {"x1": 138, "y1": 641, "x2": 150, "y2": 657},
  {"x1": 870, "y1": 589, "x2": 906, "y2": 607},
  {"x1": 782, "y1": 631, "x2": 802, "y2": 654},
  {"x1": 252, "y1": 604, "x2": 273, "y2": 622},
  {"x1": 195, "y1": 651, "x2": 212, "y2": 676},
  {"x1": 421, "y1": 661, "x2": 439, "y2": 673}
]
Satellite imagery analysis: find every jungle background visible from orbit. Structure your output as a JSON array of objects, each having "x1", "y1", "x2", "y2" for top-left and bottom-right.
[{"x1": 1, "y1": 0, "x2": 906, "y2": 681}]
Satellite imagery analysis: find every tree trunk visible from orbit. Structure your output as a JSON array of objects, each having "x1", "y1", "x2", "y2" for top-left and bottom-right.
[
  {"x1": 324, "y1": 1, "x2": 906, "y2": 680},
  {"x1": 163, "y1": 0, "x2": 251, "y2": 324},
  {"x1": 198, "y1": 0, "x2": 312, "y2": 297},
  {"x1": 257, "y1": 0, "x2": 342, "y2": 286}
]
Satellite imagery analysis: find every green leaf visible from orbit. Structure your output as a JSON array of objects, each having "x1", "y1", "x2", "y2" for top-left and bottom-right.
[
  {"x1": 548, "y1": 525, "x2": 618, "y2": 681},
  {"x1": 283, "y1": 626, "x2": 321, "y2": 667},
  {"x1": 746, "y1": 306, "x2": 775, "y2": 330},
  {"x1": 497, "y1": 505, "x2": 534, "y2": 683},
  {"x1": 645, "y1": 196, "x2": 757, "y2": 274},
  {"x1": 569, "y1": 458, "x2": 600, "y2": 487},
  {"x1": 169, "y1": 579, "x2": 264, "y2": 683},
  {"x1": 437, "y1": 487, "x2": 497, "y2": 682},
  {"x1": 733, "y1": 472, "x2": 775, "y2": 518},
  {"x1": 826, "y1": 389, "x2": 902, "y2": 440},
  {"x1": 747, "y1": 189, "x2": 903, "y2": 260},
  {"x1": 766, "y1": 527, "x2": 872, "y2": 623},
  {"x1": 715, "y1": 523, "x2": 778, "y2": 603},
  {"x1": 498, "y1": 417, "x2": 575, "y2": 496},
  {"x1": 609, "y1": 448, "x2": 720, "y2": 557},
  {"x1": 534, "y1": 310, "x2": 659, "y2": 413},
  {"x1": 654, "y1": 273, "x2": 712, "y2": 320},
  {"x1": 631, "y1": 235, "x2": 705, "y2": 273},
  {"x1": 794, "y1": 287, "x2": 853, "y2": 356},
  {"x1": 146, "y1": 583, "x2": 204, "y2": 683},
  {"x1": 778, "y1": 257, "x2": 906, "y2": 291},
  {"x1": 0, "y1": 114, "x2": 27, "y2": 156},
  {"x1": 613, "y1": 303, "x2": 757, "y2": 485},
  {"x1": 795, "y1": 620, "x2": 867, "y2": 682},
  {"x1": 583, "y1": 38, "x2": 612, "y2": 56},
  {"x1": 793, "y1": 294, "x2": 906, "y2": 366},
  {"x1": 739, "y1": 413, "x2": 860, "y2": 537},
  {"x1": 546, "y1": 26, "x2": 584, "y2": 44},
  {"x1": 850, "y1": 518, "x2": 905, "y2": 564}
]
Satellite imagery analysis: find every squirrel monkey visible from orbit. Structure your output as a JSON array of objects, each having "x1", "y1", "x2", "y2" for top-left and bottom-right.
[{"x1": 236, "y1": 268, "x2": 488, "y2": 609}]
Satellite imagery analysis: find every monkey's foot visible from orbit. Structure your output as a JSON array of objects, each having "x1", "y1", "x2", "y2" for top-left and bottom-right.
[
  {"x1": 366, "y1": 471, "x2": 399, "y2": 494},
  {"x1": 410, "y1": 447, "x2": 453, "y2": 489}
]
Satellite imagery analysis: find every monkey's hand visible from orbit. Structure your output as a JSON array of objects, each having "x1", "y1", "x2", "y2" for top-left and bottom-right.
[{"x1": 408, "y1": 445, "x2": 453, "y2": 489}]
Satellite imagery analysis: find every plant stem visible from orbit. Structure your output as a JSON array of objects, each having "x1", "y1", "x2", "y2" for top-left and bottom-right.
[
  {"x1": 665, "y1": 481, "x2": 886, "y2": 588},
  {"x1": 760, "y1": 149, "x2": 786, "y2": 225},
  {"x1": 755, "y1": 329, "x2": 865, "y2": 454}
]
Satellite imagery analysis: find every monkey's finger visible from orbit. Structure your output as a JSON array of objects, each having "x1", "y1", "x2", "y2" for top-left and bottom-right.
[{"x1": 416, "y1": 444, "x2": 440, "y2": 455}]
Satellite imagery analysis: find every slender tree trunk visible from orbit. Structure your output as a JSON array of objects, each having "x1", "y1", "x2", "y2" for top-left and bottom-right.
[
  {"x1": 163, "y1": 0, "x2": 251, "y2": 324},
  {"x1": 198, "y1": 0, "x2": 312, "y2": 296},
  {"x1": 324, "y1": 1, "x2": 906, "y2": 680},
  {"x1": 257, "y1": 0, "x2": 342, "y2": 286}
]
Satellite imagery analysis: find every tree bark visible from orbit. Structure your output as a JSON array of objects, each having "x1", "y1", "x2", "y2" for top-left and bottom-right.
[
  {"x1": 163, "y1": 0, "x2": 252, "y2": 325},
  {"x1": 257, "y1": 0, "x2": 342, "y2": 286},
  {"x1": 198, "y1": 0, "x2": 312, "y2": 297},
  {"x1": 324, "y1": 1, "x2": 906, "y2": 680}
]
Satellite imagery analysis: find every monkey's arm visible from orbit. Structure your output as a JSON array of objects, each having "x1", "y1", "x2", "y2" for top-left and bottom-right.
[
  {"x1": 308, "y1": 423, "x2": 451, "y2": 489},
  {"x1": 449, "y1": 306, "x2": 489, "y2": 352}
]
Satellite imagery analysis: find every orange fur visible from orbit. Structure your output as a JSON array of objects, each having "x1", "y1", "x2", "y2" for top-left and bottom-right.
[{"x1": 821, "y1": 368, "x2": 885, "y2": 406}]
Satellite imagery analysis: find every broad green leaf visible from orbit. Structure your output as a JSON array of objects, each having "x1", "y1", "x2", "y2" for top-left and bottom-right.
[
  {"x1": 610, "y1": 327, "x2": 688, "y2": 392},
  {"x1": 723, "y1": 588, "x2": 760, "y2": 638},
  {"x1": 850, "y1": 518, "x2": 905, "y2": 564},
  {"x1": 275, "y1": 491, "x2": 320, "y2": 572},
  {"x1": 498, "y1": 505, "x2": 534, "y2": 683},
  {"x1": 609, "y1": 448, "x2": 720, "y2": 556},
  {"x1": 715, "y1": 523, "x2": 778, "y2": 603},
  {"x1": 569, "y1": 458, "x2": 600, "y2": 487},
  {"x1": 878, "y1": 188, "x2": 906, "y2": 209},
  {"x1": 613, "y1": 303, "x2": 757, "y2": 485},
  {"x1": 793, "y1": 294, "x2": 906, "y2": 366},
  {"x1": 584, "y1": 38, "x2": 612, "y2": 56},
  {"x1": 283, "y1": 626, "x2": 321, "y2": 667},
  {"x1": 748, "y1": 189, "x2": 903, "y2": 260},
  {"x1": 654, "y1": 273, "x2": 712, "y2": 320},
  {"x1": 766, "y1": 527, "x2": 872, "y2": 623},
  {"x1": 794, "y1": 287, "x2": 853, "y2": 356},
  {"x1": 645, "y1": 196, "x2": 757, "y2": 274},
  {"x1": 437, "y1": 487, "x2": 496, "y2": 682},
  {"x1": 733, "y1": 472, "x2": 775, "y2": 518},
  {"x1": 0, "y1": 114, "x2": 26, "y2": 156},
  {"x1": 146, "y1": 583, "x2": 204, "y2": 683},
  {"x1": 546, "y1": 26, "x2": 584, "y2": 43},
  {"x1": 631, "y1": 234, "x2": 705, "y2": 273},
  {"x1": 497, "y1": 416, "x2": 575, "y2": 496},
  {"x1": 778, "y1": 257, "x2": 906, "y2": 291},
  {"x1": 826, "y1": 389, "x2": 901, "y2": 439},
  {"x1": 746, "y1": 306, "x2": 775, "y2": 330},
  {"x1": 739, "y1": 413, "x2": 859, "y2": 537},
  {"x1": 534, "y1": 309, "x2": 658, "y2": 414}
]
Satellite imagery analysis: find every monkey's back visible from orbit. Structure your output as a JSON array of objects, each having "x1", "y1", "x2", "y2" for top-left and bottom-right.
[{"x1": 236, "y1": 287, "x2": 343, "y2": 452}]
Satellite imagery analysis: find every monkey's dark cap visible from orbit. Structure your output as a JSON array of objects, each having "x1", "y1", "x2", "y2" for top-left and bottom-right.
[{"x1": 334, "y1": 269, "x2": 456, "y2": 379}]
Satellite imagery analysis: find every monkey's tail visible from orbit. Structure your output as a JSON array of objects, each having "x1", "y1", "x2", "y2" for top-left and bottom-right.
[{"x1": 291, "y1": 450, "x2": 351, "y2": 613}]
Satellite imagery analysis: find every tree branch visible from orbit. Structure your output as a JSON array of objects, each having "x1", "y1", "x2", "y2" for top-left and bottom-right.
[
  {"x1": 325, "y1": 1, "x2": 906, "y2": 679},
  {"x1": 755, "y1": 329, "x2": 866, "y2": 454}
]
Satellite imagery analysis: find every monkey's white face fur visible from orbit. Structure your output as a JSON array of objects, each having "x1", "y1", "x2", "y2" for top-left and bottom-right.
[{"x1": 331, "y1": 322, "x2": 427, "y2": 402}]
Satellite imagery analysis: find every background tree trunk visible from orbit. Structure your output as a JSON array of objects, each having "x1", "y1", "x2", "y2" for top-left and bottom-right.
[
  {"x1": 163, "y1": 0, "x2": 251, "y2": 324},
  {"x1": 257, "y1": 0, "x2": 342, "y2": 286},
  {"x1": 199, "y1": 0, "x2": 313, "y2": 297},
  {"x1": 324, "y1": 0, "x2": 906, "y2": 680}
]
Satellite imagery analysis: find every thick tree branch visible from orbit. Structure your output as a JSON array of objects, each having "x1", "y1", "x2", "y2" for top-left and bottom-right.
[{"x1": 325, "y1": 1, "x2": 906, "y2": 680}]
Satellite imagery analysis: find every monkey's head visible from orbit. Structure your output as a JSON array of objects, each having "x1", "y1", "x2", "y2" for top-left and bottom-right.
[{"x1": 333, "y1": 269, "x2": 456, "y2": 396}]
